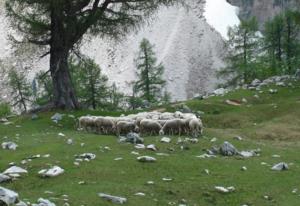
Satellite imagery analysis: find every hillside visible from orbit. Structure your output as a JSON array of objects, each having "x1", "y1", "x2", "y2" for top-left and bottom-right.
[
  {"x1": 1, "y1": 79, "x2": 300, "y2": 205},
  {"x1": 0, "y1": 0, "x2": 240, "y2": 102}
]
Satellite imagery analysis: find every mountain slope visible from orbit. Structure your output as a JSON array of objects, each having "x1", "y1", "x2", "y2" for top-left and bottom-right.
[{"x1": 0, "y1": 0, "x2": 239, "y2": 102}]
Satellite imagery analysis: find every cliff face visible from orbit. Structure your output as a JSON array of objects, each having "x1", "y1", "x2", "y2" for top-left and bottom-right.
[{"x1": 227, "y1": 0, "x2": 300, "y2": 29}]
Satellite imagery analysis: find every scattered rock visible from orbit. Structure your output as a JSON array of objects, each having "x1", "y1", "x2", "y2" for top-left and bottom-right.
[
  {"x1": 98, "y1": 193, "x2": 127, "y2": 204},
  {"x1": 38, "y1": 166, "x2": 64, "y2": 177},
  {"x1": 2, "y1": 142, "x2": 18, "y2": 150},
  {"x1": 225, "y1": 99, "x2": 242, "y2": 106},
  {"x1": 32, "y1": 198, "x2": 56, "y2": 206},
  {"x1": 162, "y1": 178, "x2": 173, "y2": 182},
  {"x1": 51, "y1": 113, "x2": 63, "y2": 123},
  {"x1": 233, "y1": 136, "x2": 243, "y2": 141},
  {"x1": 3, "y1": 166, "x2": 28, "y2": 176},
  {"x1": 31, "y1": 114, "x2": 38, "y2": 120},
  {"x1": 120, "y1": 133, "x2": 144, "y2": 144},
  {"x1": 137, "y1": 156, "x2": 156, "y2": 163},
  {"x1": 75, "y1": 153, "x2": 96, "y2": 161},
  {"x1": 219, "y1": 141, "x2": 238, "y2": 156},
  {"x1": 213, "y1": 88, "x2": 228, "y2": 96},
  {"x1": 215, "y1": 186, "x2": 235, "y2": 193},
  {"x1": 239, "y1": 151, "x2": 256, "y2": 158},
  {"x1": 271, "y1": 162, "x2": 289, "y2": 171},
  {"x1": 134, "y1": 144, "x2": 145, "y2": 150},
  {"x1": 134, "y1": 192, "x2": 145, "y2": 196},
  {"x1": 161, "y1": 137, "x2": 171, "y2": 143},
  {"x1": 269, "y1": 89, "x2": 278, "y2": 94},
  {"x1": 0, "y1": 186, "x2": 19, "y2": 205},
  {"x1": 66, "y1": 139, "x2": 73, "y2": 145},
  {"x1": 241, "y1": 166, "x2": 247, "y2": 171},
  {"x1": 146, "y1": 144, "x2": 157, "y2": 151},
  {"x1": 58, "y1": 133, "x2": 65, "y2": 137},
  {"x1": 0, "y1": 174, "x2": 11, "y2": 183},
  {"x1": 196, "y1": 154, "x2": 216, "y2": 159},
  {"x1": 0, "y1": 118, "x2": 9, "y2": 123},
  {"x1": 146, "y1": 181, "x2": 154, "y2": 185},
  {"x1": 204, "y1": 169, "x2": 210, "y2": 175},
  {"x1": 131, "y1": 151, "x2": 139, "y2": 155}
]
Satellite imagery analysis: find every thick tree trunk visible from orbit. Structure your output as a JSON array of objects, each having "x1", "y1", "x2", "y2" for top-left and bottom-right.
[{"x1": 50, "y1": 50, "x2": 79, "y2": 110}]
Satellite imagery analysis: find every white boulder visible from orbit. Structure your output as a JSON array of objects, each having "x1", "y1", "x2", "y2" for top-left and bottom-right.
[
  {"x1": 38, "y1": 166, "x2": 64, "y2": 177},
  {"x1": 98, "y1": 193, "x2": 127, "y2": 204}
]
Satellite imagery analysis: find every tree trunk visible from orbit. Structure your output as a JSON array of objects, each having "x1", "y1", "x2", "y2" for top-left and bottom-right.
[{"x1": 50, "y1": 50, "x2": 79, "y2": 110}]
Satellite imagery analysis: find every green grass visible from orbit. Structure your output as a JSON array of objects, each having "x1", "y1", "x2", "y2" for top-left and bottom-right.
[{"x1": 1, "y1": 81, "x2": 300, "y2": 205}]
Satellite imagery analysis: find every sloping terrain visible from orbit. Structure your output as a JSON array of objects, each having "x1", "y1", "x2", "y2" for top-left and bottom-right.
[
  {"x1": 0, "y1": 0, "x2": 240, "y2": 102},
  {"x1": 0, "y1": 80, "x2": 300, "y2": 205}
]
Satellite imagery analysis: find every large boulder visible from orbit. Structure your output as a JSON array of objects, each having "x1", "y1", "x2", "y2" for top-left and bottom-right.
[
  {"x1": 0, "y1": 174, "x2": 11, "y2": 183},
  {"x1": 1, "y1": 142, "x2": 18, "y2": 150},
  {"x1": 124, "y1": 133, "x2": 144, "y2": 144},
  {"x1": 0, "y1": 186, "x2": 19, "y2": 205},
  {"x1": 219, "y1": 141, "x2": 238, "y2": 156},
  {"x1": 38, "y1": 166, "x2": 64, "y2": 177}
]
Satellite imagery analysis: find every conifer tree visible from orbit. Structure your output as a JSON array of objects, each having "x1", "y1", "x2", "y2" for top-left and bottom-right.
[
  {"x1": 220, "y1": 17, "x2": 260, "y2": 85},
  {"x1": 6, "y1": 0, "x2": 181, "y2": 109},
  {"x1": 8, "y1": 66, "x2": 32, "y2": 112},
  {"x1": 69, "y1": 56, "x2": 109, "y2": 110},
  {"x1": 135, "y1": 38, "x2": 166, "y2": 102}
]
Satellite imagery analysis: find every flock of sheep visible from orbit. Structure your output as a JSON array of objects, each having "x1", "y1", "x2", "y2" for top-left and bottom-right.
[{"x1": 78, "y1": 111, "x2": 203, "y2": 137}]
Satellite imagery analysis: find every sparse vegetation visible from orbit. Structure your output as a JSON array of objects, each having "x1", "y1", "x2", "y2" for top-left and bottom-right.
[{"x1": 0, "y1": 80, "x2": 299, "y2": 205}]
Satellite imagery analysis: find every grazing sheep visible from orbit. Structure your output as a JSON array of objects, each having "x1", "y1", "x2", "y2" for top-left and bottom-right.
[
  {"x1": 159, "y1": 119, "x2": 184, "y2": 136},
  {"x1": 159, "y1": 112, "x2": 175, "y2": 120},
  {"x1": 79, "y1": 116, "x2": 96, "y2": 132},
  {"x1": 116, "y1": 121, "x2": 137, "y2": 136},
  {"x1": 78, "y1": 111, "x2": 204, "y2": 137},
  {"x1": 101, "y1": 117, "x2": 116, "y2": 134},
  {"x1": 189, "y1": 118, "x2": 203, "y2": 138},
  {"x1": 139, "y1": 119, "x2": 162, "y2": 136}
]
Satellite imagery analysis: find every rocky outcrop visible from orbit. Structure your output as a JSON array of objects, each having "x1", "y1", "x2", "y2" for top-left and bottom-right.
[{"x1": 227, "y1": 0, "x2": 300, "y2": 29}]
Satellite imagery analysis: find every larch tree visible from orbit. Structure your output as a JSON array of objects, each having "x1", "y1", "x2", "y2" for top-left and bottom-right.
[
  {"x1": 69, "y1": 56, "x2": 109, "y2": 110},
  {"x1": 8, "y1": 66, "x2": 32, "y2": 112},
  {"x1": 135, "y1": 38, "x2": 166, "y2": 103},
  {"x1": 5, "y1": 0, "x2": 182, "y2": 110},
  {"x1": 220, "y1": 17, "x2": 260, "y2": 85}
]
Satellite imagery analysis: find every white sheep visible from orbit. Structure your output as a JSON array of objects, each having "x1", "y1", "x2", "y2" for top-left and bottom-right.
[
  {"x1": 159, "y1": 119, "x2": 184, "y2": 136},
  {"x1": 139, "y1": 119, "x2": 162, "y2": 136},
  {"x1": 79, "y1": 116, "x2": 96, "y2": 132},
  {"x1": 116, "y1": 121, "x2": 137, "y2": 136},
  {"x1": 189, "y1": 118, "x2": 203, "y2": 138}
]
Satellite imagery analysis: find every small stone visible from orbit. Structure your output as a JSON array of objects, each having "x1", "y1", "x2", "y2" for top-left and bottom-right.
[
  {"x1": 204, "y1": 169, "x2": 210, "y2": 175},
  {"x1": 66, "y1": 139, "x2": 73, "y2": 145},
  {"x1": 271, "y1": 162, "x2": 289, "y2": 171},
  {"x1": 135, "y1": 144, "x2": 145, "y2": 150},
  {"x1": 215, "y1": 186, "x2": 235, "y2": 193},
  {"x1": 161, "y1": 137, "x2": 171, "y2": 143},
  {"x1": 241, "y1": 166, "x2": 247, "y2": 171},
  {"x1": 146, "y1": 181, "x2": 154, "y2": 185},
  {"x1": 98, "y1": 193, "x2": 127, "y2": 204},
  {"x1": 162, "y1": 178, "x2": 172, "y2": 181},
  {"x1": 38, "y1": 166, "x2": 64, "y2": 177},
  {"x1": 134, "y1": 192, "x2": 145, "y2": 196},
  {"x1": 2, "y1": 141, "x2": 18, "y2": 150},
  {"x1": 137, "y1": 156, "x2": 156, "y2": 163},
  {"x1": 146, "y1": 144, "x2": 157, "y2": 151}
]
